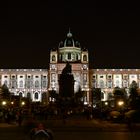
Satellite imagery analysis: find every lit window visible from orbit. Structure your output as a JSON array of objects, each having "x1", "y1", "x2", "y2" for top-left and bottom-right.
[
  {"x1": 42, "y1": 81, "x2": 47, "y2": 88},
  {"x1": 68, "y1": 53, "x2": 71, "y2": 59},
  {"x1": 99, "y1": 80, "x2": 104, "y2": 88},
  {"x1": 4, "y1": 80, "x2": 8, "y2": 85},
  {"x1": 19, "y1": 80, "x2": 23, "y2": 88},
  {"x1": 116, "y1": 80, "x2": 120, "y2": 87},
  {"x1": 107, "y1": 81, "x2": 112, "y2": 88},
  {"x1": 12, "y1": 81, "x2": 16, "y2": 88},
  {"x1": 27, "y1": 81, "x2": 31, "y2": 88},
  {"x1": 35, "y1": 92, "x2": 38, "y2": 99},
  {"x1": 83, "y1": 55, "x2": 87, "y2": 61},
  {"x1": 131, "y1": 75, "x2": 135, "y2": 78},
  {"x1": 52, "y1": 55, "x2": 56, "y2": 61},
  {"x1": 27, "y1": 92, "x2": 31, "y2": 99},
  {"x1": 35, "y1": 80, "x2": 39, "y2": 88}
]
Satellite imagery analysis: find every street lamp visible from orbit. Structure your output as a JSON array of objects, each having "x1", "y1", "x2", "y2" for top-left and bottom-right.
[
  {"x1": 105, "y1": 101, "x2": 108, "y2": 106},
  {"x1": 118, "y1": 101, "x2": 124, "y2": 107},
  {"x1": 2, "y1": 101, "x2": 7, "y2": 106},
  {"x1": 11, "y1": 101, "x2": 14, "y2": 105},
  {"x1": 21, "y1": 101, "x2": 25, "y2": 106}
]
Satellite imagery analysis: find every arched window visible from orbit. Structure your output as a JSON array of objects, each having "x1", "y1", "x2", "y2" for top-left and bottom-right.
[
  {"x1": 59, "y1": 54, "x2": 62, "y2": 61},
  {"x1": 27, "y1": 92, "x2": 31, "y2": 99},
  {"x1": 19, "y1": 92, "x2": 22, "y2": 97},
  {"x1": 35, "y1": 92, "x2": 38, "y2": 99},
  {"x1": 42, "y1": 92, "x2": 47, "y2": 100},
  {"x1": 42, "y1": 81, "x2": 47, "y2": 88},
  {"x1": 35, "y1": 80, "x2": 39, "y2": 88},
  {"x1": 19, "y1": 80, "x2": 23, "y2": 88},
  {"x1": 51, "y1": 74, "x2": 56, "y2": 82},
  {"x1": 99, "y1": 80, "x2": 104, "y2": 88},
  {"x1": 12, "y1": 81, "x2": 16, "y2": 88},
  {"x1": 68, "y1": 53, "x2": 71, "y2": 60},
  {"x1": 83, "y1": 55, "x2": 87, "y2": 61},
  {"x1": 76, "y1": 54, "x2": 79, "y2": 60},
  {"x1": 123, "y1": 81, "x2": 128, "y2": 88},
  {"x1": 27, "y1": 81, "x2": 31, "y2": 88},
  {"x1": 4, "y1": 80, "x2": 8, "y2": 86},
  {"x1": 116, "y1": 80, "x2": 120, "y2": 87},
  {"x1": 52, "y1": 55, "x2": 56, "y2": 61},
  {"x1": 107, "y1": 81, "x2": 112, "y2": 88},
  {"x1": 92, "y1": 80, "x2": 97, "y2": 88},
  {"x1": 101, "y1": 92, "x2": 104, "y2": 99}
]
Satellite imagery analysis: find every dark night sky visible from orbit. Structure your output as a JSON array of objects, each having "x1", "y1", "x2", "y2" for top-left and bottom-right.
[{"x1": 0, "y1": 1, "x2": 140, "y2": 69}]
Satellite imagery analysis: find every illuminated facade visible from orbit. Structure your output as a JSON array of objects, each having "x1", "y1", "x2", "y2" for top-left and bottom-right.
[
  {"x1": 0, "y1": 69, "x2": 48, "y2": 102},
  {"x1": 90, "y1": 69, "x2": 140, "y2": 101},
  {"x1": 49, "y1": 30, "x2": 89, "y2": 104},
  {"x1": 0, "y1": 31, "x2": 140, "y2": 104}
]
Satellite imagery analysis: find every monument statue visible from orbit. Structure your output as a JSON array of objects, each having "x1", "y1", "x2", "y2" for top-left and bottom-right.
[
  {"x1": 59, "y1": 62, "x2": 74, "y2": 98},
  {"x1": 62, "y1": 61, "x2": 72, "y2": 75}
]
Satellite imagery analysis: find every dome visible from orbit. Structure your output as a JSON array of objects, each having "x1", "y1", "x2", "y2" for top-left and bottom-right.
[
  {"x1": 64, "y1": 37, "x2": 75, "y2": 47},
  {"x1": 59, "y1": 30, "x2": 80, "y2": 48},
  {"x1": 58, "y1": 30, "x2": 82, "y2": 63}
]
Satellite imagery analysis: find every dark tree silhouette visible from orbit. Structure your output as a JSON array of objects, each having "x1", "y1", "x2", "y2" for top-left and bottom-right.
[
  {"x1": 128, "y1": 81, "x2": 140, "y2": 109},
  {"x1": 113, "y1": 87, "x2": 127, "y2": 108},
  {"x1": 0, "y1": 84, "x2": 11, "y2": 99}
]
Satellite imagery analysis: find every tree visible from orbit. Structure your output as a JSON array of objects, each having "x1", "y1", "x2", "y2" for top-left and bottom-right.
[
  {"x1": 0, "y1": 84, "x2": 11, "y2": 99},
  {"x1": 49, "y1": 90, "x2": 58, "y2": 99},
  {"x1": 91, "y1": 88, "x2": 102, "y2": 108},
  {"x1": 113, "y1": 87, "x2": 127, "y2": 100},
  {"x1": 75, "y1": 86, "x2": 85, "y2": 100},
  {"x1": 92, "y1": 88, "x2": 102, "y2": 101},
  {"x1": 129, "y1": 81, "x2": 138, "y2": 98},
  {"x1": 113, "y1": 87, "x2": 127, "y2": 108},
  {"x1": 128, "y1": 81, "x2": 140, "y2": 109}
]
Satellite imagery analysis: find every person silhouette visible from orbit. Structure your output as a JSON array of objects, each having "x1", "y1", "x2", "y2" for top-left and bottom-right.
[{"x1": 30, "y1": 123, "x2": 53, "y2": 140}]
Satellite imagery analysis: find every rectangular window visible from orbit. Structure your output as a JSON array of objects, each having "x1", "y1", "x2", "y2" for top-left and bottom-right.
[{"x1": 68, "y1": 53, "x2": 71, "y2": 59}]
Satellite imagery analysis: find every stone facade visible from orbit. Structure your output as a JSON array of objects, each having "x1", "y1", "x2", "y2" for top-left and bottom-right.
[
  {"x1": 0, "y1": 31, "x2": 140, "y2": 104},
  {"x1": 0, "y1": 69, "x2": 48, "y2": 102}
]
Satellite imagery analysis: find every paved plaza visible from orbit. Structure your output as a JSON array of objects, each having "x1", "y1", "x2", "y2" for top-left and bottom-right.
[
  {"x1": 0, "y1": 117, "x2": 140, "y2": 131},
  {"x1": 0, "y1": 118, "x2": 140, "y2": 140}
]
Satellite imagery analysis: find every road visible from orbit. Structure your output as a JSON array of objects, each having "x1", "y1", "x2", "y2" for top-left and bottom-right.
[
  {"x1": 54, "y1": 131, "x2": 140, "y2": 140},
  {"x1": 0, "y1": 125, "x2": 140, "y2": 140}
]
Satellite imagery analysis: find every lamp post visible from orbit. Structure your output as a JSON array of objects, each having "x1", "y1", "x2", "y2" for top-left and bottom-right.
[
  {"x1": 117, "y1": 100, "x2": 125, "y2": 119},
  {"x1": 2, "y1": 101, "x2": 7, "y2": 106},
  {"x1": 21, "y1": 101, "x2": 25, "y2": 107},
  {"x1": 118, "y1": 100, "x2": 124, "y2": 107}
]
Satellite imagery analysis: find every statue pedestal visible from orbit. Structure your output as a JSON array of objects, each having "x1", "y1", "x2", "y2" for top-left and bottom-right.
[{"x1": 59, "y1": 73, "x2": 75, "y2": 98}]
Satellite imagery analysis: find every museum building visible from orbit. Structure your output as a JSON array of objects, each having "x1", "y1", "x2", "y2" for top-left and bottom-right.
[{"x1": 0, "y1": 30, "x2": 140, "y2": 105}]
